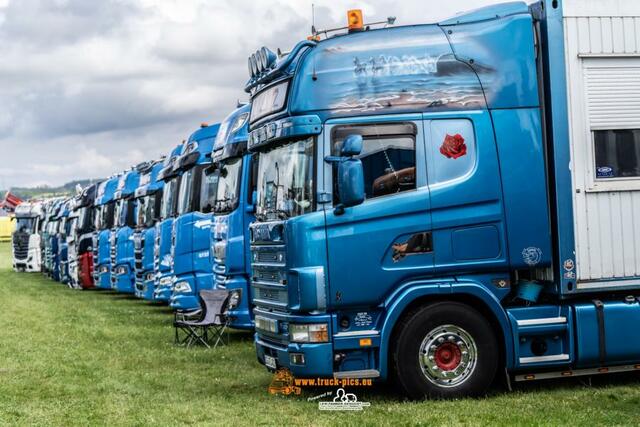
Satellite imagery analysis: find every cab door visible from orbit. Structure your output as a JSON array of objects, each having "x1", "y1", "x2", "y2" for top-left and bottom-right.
[{"x1": 323, "y1": 114, "x2": 433, "y2": 308}]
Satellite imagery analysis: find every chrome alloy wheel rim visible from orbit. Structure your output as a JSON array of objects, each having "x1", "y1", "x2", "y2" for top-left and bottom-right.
[{"x1": 419, "y1": 324, "x2": 478, "y2": 388}]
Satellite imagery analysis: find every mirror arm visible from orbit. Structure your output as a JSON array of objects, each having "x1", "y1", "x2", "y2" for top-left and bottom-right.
[
  {"x1": 333, "y1": 204, "x2": 345, "y2": 216},
  {"x1": 324, "y1": 155, "x2": 343, "y2": 164}
]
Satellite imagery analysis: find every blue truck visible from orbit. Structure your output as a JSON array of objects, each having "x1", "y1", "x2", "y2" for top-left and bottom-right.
[
  {"x1": 56, "y1": 200, "x2": 72, "y2": 284},
  {"x1": 245, "y1": 0, "x2": 640, "y2": 398},
  {"x1": 133, "y1": 160, "x2": 165, "y2": 300},
  {"x1": 211, "y1": 104, "x2": 255, "y2": 328},
  {"x1": 153, "y1": 144, "x2": 184, "y2": 303},
  {"x1": 168, "y1": 123, "x2": 221, "y2": 311},
  {"x1": 93, "y1": 176, "x2": 119, "y2": 290},
  {"x1": 110, "y1": 167, "x2": 143, "y2": 293}
]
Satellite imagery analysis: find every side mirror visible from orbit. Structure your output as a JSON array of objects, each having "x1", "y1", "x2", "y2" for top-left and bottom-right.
[
  {"x1": 341, "y1": 134, "x2": 363, "y2": 157},
  {"x1": 336, "y1": 158, "x2": 365, "y2": 214},
  {"x1": 246, "y1": 190, "x2": 257, "y2": 214}
]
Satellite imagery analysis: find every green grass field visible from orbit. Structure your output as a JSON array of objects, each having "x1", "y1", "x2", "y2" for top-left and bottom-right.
[{"x1": 1, "y1": 242, "x2": 640, "y2": 426}]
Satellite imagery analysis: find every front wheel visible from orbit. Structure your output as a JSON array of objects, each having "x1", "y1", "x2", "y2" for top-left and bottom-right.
[{"x1": 392, "y1": 301, "x2": 498, "y2": 399}]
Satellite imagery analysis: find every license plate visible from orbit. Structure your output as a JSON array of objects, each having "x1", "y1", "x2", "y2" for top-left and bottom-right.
[{"x1": 264, "y1": 355, "x2": 277, "y2": 370}]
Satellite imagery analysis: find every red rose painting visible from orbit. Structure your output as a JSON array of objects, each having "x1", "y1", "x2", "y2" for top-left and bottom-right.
[{"x1": 439, "y1": 133, "x2": 467, "y2": 159}]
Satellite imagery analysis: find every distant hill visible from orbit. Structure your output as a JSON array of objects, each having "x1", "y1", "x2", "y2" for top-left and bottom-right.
[{"x1": 4, "y1": 179, "x2": 104, "y2": 200}]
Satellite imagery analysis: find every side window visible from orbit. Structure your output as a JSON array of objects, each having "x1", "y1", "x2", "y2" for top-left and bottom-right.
[
  {"x1": 429, "y1": 119, "x2": 476, "y2": 185},
  {"x1": 594, "y1": 129, "x2": 640, "y2": 179},
  {"x1": 332, "y1": 123, "x2": 417, "y2": 202}
]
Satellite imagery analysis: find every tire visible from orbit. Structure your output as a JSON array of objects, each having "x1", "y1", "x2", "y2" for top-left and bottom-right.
[{"x1": 392, "y1": 301, "x2": 498, "y2": 399}]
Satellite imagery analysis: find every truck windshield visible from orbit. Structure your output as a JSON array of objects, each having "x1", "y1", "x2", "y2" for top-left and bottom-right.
[
  {"x1": 201, "y1": 169, "x2": 219, "y2": 214},
  {"x1": 115, "y1": 199, "x2": 135, "y2": 228},
  {"x1": 102, "y1": 202, "x2": 115, "y2": 230},
  {"x1": 177, "y1": 168, "x2": 196, "y2": 215},
  {"x1": 16, "y1": 217, "x2": 36, "y2": 233},
  {"x1": 78, "y1": 207, "x2": 94, "y2": 233},
  {"x1": 114, "y1": 200, "x2": 124, "y2": 227},
  {"x1": 137, "y1": 194, "x2": 158, "y2": 228},
  {"x1": 161, "y1": 177, "x2": 179, "y2": 220},
  {"x1": 213, "y1": 157, "x2": 242, "y2": 214},
  {"x1": 67, "y1": 217, "x2": 77, "y2": 239},
  {"x1": 256, "y1": 137, "x2": 314, "y2": 220}
]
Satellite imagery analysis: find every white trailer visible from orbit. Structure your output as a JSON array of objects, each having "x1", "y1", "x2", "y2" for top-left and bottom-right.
[{"x1": 564, "y1": 0, "x2": 640, "y2": 289}]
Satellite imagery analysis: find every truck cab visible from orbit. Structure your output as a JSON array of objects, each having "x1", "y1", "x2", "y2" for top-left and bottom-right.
[
  {"x1": 42, "y1": 199, "x2": 62, "y2": 278},
  {"x1": 47, "y1": 201, "x2": 65, "y2": 281},
  {"x1": 110, "y1": 167, "x2": 143, "y2": 293},
  {"x1": 168, "y1": 123, "x2": 221, "y2": 311},
  {"x1": 211, "y1": 104, "x2": 256, "y2": 328},
  {"x1": 153, "y1": 144, "x2": 184, "y2": 303},
  {"x1": 93, "y1": 176, "x2": 119, "y2": 290},
  {"x1": 244, "y1": 1, "x2": 640, "y2": 399},
  {"x1": 56, "y1": 200, "x2": 72, "y2": 284},
  {"x1": 69, "y1": 184, "x2": 97, "y2": 289},
  {"x1": 133, "y1": 160, "x2": 164, "y2": 300},
  {"x1": 12, "y1": 201, "x2": 43, "y2": 272}
]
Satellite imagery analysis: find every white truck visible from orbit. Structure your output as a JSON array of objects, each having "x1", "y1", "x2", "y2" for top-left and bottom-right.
[{"x1": 12, "y1": 202, "x2": 44, "y2": 272}]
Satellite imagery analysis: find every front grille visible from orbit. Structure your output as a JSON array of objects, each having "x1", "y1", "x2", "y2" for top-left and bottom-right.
[
  {"x1": 214, "y1": 273, "x2": 227, "y2": 289},
  {"x1": 12, "y1": 233, "x2": 29, "y2": 259},
  {"x1": 92, "y1": 234, "x2": 99, "y2": 282},
  {"x1": 134, "y1": 232, "x2": 145, "y2": 290},
  {"x1": 110, "y1": 231, "x2": 117, "y2": 286},
  {"x1": 153, "y1": 230, "x2": 161, "y2": 275},
  {"x1": 250, "y1": 243, "x2": 288, "y2": 311}
]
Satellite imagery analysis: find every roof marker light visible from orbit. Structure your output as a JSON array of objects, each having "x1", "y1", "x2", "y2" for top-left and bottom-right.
[{"x1": 347, "y1": 9, "x2": 363, "y2": 31}]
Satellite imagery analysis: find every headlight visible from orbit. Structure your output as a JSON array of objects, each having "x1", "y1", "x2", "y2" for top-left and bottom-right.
[
  {"x1": 227, "y1": 289, "x2": 241, "y2": 310},
  {"x1": 173, "y1": 281, "x2": 191, "y2": 293},
  {"x1": 100, "y1": 266, "x2": 109, "y2": 273},
  {"x1": 289, "y1": 323, "x2": 329, "y2": 343},
  {"x1": 159, "y1": 276, "x2": 173, "y2": 286},
  {"x1": 116, "y1": 266, "x2": 127, "y2": 275},
  {"x1": 145, "y1": 272, "x2": 155, "y2": 281}
]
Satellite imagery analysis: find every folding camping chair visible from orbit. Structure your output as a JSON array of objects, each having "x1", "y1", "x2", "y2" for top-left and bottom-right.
[{"x1": 174, "y1": 289, "x2": 230, "y2": 349}]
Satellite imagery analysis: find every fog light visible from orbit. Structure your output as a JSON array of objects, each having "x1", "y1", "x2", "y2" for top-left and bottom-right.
[
  {"x1": 290, "y1": 353, "x2": 305, "y2": 365},
  {"x1": 227, "y1": 289, "x2": 242, "y2": 310},
  {"x1": 173, "y1": 281, "x2": 191, "y2": 293},
  {"x1": 289, "y1": 323, "x2": 329, "y2": 343},
  {"x1": 158, "y1": 276, "x2": 173, "y2": 287}
]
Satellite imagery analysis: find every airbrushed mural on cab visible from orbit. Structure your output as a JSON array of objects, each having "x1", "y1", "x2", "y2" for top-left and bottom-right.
[{"x1": 290, "y1": 25, "x2": 495, "y2": 116}]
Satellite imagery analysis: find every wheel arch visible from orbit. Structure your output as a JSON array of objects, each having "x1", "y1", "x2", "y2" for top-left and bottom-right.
[{"x1": 378, "y1": 279, "x2": 514, "y2": 380}]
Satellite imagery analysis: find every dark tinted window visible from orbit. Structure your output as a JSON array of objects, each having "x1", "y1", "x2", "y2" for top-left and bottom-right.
[{"x1": 594, "y1": 129, "x2": 640, "y2": 179}]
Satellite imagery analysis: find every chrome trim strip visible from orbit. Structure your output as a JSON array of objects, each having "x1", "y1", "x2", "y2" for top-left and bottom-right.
[
  {"x1": 333, "y1": 369, "x2": 380, "y2": 379},
  {"x1": 333, "y1": 330, "x2": 379, "y2": 338},
  {"x1": 515, "y1": 364, "x2": 640, "y2": 382},
  {"x1": 516, "y1": 316, "x2": 567, "y2": 326},
  {"x1": 519, "y1": 354, "x2": 570, "y2": 364}
]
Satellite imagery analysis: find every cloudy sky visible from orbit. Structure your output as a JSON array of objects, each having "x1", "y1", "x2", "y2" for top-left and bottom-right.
[{"x1": 0, "y1": 0, "x2": 509, "y2": 189}]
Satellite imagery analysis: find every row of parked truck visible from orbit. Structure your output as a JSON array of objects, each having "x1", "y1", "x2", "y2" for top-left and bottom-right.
[
  {"x1": 12, "y1": 104, "x2": 254, "y2": 328},
  {"x1": 11, "y1": 0, "x2": 640, "y2": 399}
]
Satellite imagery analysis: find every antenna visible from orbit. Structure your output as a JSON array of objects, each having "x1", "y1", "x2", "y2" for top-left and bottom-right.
[{"x1": 311, "y1": 3, "x2": 315, "y2": 35}]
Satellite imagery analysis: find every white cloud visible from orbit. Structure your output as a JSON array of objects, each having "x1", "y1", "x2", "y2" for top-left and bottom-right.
[{"x1": 0, "y1": 0, "x2": 511, "y2": 189}]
